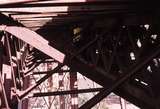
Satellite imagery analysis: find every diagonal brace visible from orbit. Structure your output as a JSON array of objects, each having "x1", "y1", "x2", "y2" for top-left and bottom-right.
[
  {"x1": 17, "y1": 64, "x2": 63, "y2": 99},
  {"x1": 0, "y1": 25, "x2": 65, "y2": 63},
  {"x1": 80, "y1": 46, "x2": 160, "y2": 109}
]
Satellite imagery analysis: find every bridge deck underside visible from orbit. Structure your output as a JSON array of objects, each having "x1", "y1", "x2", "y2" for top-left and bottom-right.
[{"x1": 1, "y1": 0, "x2": 160, "y2": 109}]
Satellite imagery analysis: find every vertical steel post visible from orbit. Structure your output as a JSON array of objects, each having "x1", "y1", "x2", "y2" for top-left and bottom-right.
[
  {"x1": 0, "y1": 71, "x2": 10, "y2": 109},
  {"x1": 47, "y1": 63, "x2": 53, "y2": 106},
  {"x1": 21, "y1": 76, "x2": 29, "y2": 109},
  {"x1": 70, "y1": 72, "x2": 78, "y2": 109},
  {"x1": 59, "y1": 71, "x2": 65, "y2": 109}
]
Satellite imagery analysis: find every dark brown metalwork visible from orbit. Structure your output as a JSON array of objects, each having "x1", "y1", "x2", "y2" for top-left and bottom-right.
[
  {"x1": 1, "y1": 0, "x2": 160, "y2": 109},
  {"x1": 18, "y1": 64, "x2": 63, "y2": 99},
  {"x1": 32, "y1": 88, "x2": 103, "y2": 97},
  {"x1": 70, "y1": 72, "x2": 78, "y2": 109}
]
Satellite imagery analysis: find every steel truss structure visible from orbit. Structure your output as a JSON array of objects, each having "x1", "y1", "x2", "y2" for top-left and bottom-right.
[{"x1": 1, "y1": 0, "x2": 160, "y2": 109}]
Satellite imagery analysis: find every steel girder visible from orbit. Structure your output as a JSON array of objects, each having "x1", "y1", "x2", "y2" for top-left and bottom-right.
[
  {"x1": 0, "y1": 0, "x2": 159, "y2": 9},
  {"x1": 0, "y1": 71, "x2": 10, "y2": 108},
  {"x1": 36, "y1": 19, "x2": 160, "y2": 109},
  {"x1": 0, "y1": 25, "x2": 65, "y2": 63},
  {"x1": 0, "y1": 0, "x2": 38, "y2": 5},
  {"x1": 67, "y1": 48, "x2": 159, "y2": 109},
  {"x1": 0, "y1": 15, "x2": 65, "y2": 108},
  {"x1": 1, "y1": 1, "x2": 160, "y2": 109},
  {"x1": 67, "y1": 52, "x2": 156, "y2": 109},
  {"x1": 79, "y1": 46, "x2": 160, "y2": 109},
  {"x1": 32, "y1": 88, "x2": 103, "y2": 97}
]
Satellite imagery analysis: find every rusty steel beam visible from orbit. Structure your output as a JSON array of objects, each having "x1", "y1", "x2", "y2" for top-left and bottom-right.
[
  {"x1": 11, "y1": 13, "x2": 58, "y2": 19},
  {"x1": 0, "y1": 6, "x2": 69, "y2": 13},
  {"x1": 21, "y1": 76, "x2": 30, "y2": 109},
  {"x1": 79, "y1": 46, "x2": 160, "y2": 109},
  {"x1": 31, "y1": 88, "x2": 103, "y2": 97},
  {"x1": 19, "y1": 17, "x2": 53, "y2": 21},
  {"x1": 0, "y1": 0, "x2": 158, "y2": 10},
  {"x1": 0, "y1": 25, "x2": 65, "y2": 63},
  {"x1": 0, "y1": 5, "x2": 137, "y2": 13},
  {"x1": 25, "y1": 0, "x2": 134, "y2": 4},
  {"x1": 0, "y1": 71, "x2": 10, "y2": 109},
  {"x1": 70, "y1": 72, "x2": 78, "y2": 109},
  {"x1": 32, "y1": 70, "x2": 70, "y2": 75},
  {"x1": 0, "y1": 0, "x2": 158, "y2": 13},
  {"x1": 0, "y1": 0, "x2": 137, "y2": 7},
  {"x1": 0, "y1": 0, "x2": 38, "y2": 5},
  {"x1": 59, "y1": 71, "x2": 65, "y2": 109}
]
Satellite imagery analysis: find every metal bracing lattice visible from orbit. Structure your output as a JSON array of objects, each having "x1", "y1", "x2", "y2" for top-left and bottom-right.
[{"x1": 1, "y1": 1, "x2": 160, "y2": 109}]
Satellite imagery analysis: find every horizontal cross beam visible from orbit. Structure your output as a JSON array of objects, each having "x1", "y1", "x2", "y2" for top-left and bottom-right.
[{"x1": 31, "y1": 88, "x2": 103, "y2": 97}]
